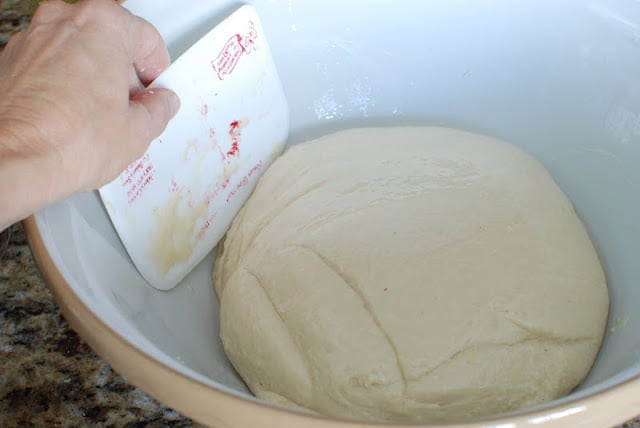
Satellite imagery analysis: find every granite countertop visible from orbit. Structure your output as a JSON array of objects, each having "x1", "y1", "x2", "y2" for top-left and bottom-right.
[
  {"x1": 1, "y1": 223, "x2": 202, "y2": 427},
  {"x1": 0, "y1": 1, "x2": 639, "y2": 427}
]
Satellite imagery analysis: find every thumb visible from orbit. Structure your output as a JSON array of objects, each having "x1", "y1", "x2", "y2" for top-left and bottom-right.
[{"x1": 128, "y1": 88, "x2": 180, "y2": 145}]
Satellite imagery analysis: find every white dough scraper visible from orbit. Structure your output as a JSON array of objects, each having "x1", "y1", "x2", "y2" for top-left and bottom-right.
[{"x1": 98, "y1": 5, "x2": 289, "y2": 290}]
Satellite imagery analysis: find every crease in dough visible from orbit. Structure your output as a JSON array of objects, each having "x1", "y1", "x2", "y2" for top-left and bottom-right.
[{"x1": 293, "y1": 244, "x2": 410, "y2": 393}]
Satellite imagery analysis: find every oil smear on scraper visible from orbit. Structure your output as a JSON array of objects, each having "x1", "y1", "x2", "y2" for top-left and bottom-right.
[{"x1": 98, "y1": 5, "x2": 290, "y2": 291}]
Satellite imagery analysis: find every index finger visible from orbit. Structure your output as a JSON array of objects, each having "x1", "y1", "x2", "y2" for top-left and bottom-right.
[{"x1": 120, "y1": 7, "x2": 171, "y2": 86}]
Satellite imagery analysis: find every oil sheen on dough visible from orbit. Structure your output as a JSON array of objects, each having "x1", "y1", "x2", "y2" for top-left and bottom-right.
[{"x1": 213, "y1": 127, "x2": 609, "y2": 422}]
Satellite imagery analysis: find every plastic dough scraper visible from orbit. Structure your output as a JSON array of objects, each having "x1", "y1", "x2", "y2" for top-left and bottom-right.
[{"x1": 98, "y1": 5, "x2": 289, "y2": 290}]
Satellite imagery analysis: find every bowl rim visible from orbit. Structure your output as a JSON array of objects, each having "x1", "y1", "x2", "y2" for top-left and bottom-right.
[{"x1": 23, "y1": 214, "x2": 640, "y2": 427}]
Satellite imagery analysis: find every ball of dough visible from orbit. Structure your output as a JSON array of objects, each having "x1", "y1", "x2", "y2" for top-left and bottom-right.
[{"x1": 213, "y1": 127, "x2": 609, "y2": 422}]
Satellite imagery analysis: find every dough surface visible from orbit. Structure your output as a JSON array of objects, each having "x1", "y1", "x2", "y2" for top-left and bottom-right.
[{"x1": 213, "y1": 127, "x2": 609, "y2": 422}]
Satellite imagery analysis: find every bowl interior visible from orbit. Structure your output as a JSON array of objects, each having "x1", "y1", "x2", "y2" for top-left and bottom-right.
[{"x1": 35, "y1": 0, "x2": 640, "y2": 420}]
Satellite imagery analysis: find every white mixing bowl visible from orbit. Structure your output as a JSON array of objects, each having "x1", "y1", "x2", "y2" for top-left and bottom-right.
[{"x1": 24, "y1": 0, "x2": 640, "y2": 426}]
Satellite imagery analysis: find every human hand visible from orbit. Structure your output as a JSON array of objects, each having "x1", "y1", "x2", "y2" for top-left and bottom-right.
[{"x1": 0, "y1": 0, "x2": 180, "y2": 229}]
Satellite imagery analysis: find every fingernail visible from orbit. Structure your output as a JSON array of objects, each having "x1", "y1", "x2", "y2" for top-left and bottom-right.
[{"x1": 169, "y1": 91, "x2": 181, "y2": 116}]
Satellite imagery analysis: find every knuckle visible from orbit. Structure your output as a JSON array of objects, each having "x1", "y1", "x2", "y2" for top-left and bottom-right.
[
  {"x1": 58, "y1": 0, "x2": 124, "y2": 30},
  {"x1": 69, "y1": 0, "x2": 104, "y2": 27},
  {"x1": 31, "y1": 0, "x2": 68, "y2": 24},
  {"x1": 29, "y1": 0, "x2": 123, "y2": 36}
]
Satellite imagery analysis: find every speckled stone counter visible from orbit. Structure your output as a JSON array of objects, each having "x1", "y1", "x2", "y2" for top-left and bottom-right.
[
  {"x1": 0, "y1": 1, "x2": 639, "y2": 427},
  {"x1": 1, "y1": 223, "x2": 202, "y2": 427}
]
